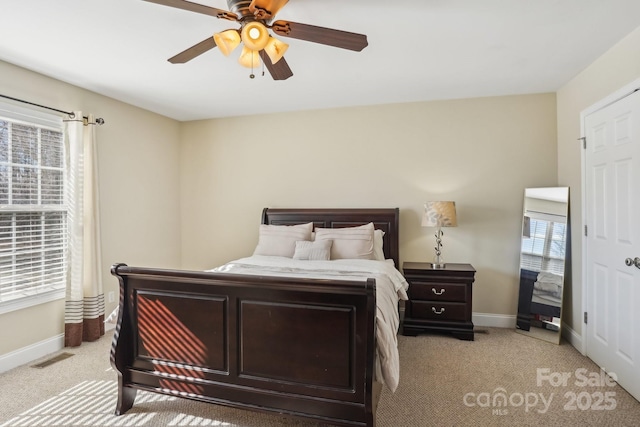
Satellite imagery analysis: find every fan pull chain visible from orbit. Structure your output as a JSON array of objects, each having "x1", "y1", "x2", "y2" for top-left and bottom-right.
[{"x1": 248, "y1": 51, "x2": 267, "y2": 79}]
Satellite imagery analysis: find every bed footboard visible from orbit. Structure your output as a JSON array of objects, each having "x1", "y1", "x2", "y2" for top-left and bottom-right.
[{"x1": 110, "y1": 263, "x2": 379, "y2": 427}]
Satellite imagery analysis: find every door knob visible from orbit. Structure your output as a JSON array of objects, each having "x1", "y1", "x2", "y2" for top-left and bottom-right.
[{"x1": 625, "y1": 257, "x2": 640, "y2": 269}]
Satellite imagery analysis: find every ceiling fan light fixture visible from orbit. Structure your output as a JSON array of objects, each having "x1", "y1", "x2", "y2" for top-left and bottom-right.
[
  {"x1": 241, "y1": 21, "x2": 269, "y2": 51},
  {"x1": 238, "y1": 46, "x2": 261, "y2": 68},
  {"x1": 147, "y1": 0, "x2": 368, "y2": 80},
  {"x1": 213, "y1": 29, "x2": 241, "y2": 56},
  {"x1": 264, "y1": 37, "x2": 289, "y2": 64}
]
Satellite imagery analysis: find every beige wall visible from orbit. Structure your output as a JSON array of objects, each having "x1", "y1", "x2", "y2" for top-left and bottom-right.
[
  {"x1": 557, "y1": 26, "x2": 640, "y2": 337},
  {"x1": 3, "y1": 19, "x2": 639, "y2": 362},
  {"x1": 180, "y1": 94, "x2": 558, "y2": 318},
  {"x1": 0, "y1": 61, "x2": 182, "y2": 355}
]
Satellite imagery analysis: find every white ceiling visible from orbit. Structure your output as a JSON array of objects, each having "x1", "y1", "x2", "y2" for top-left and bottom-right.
[{"x1": 2, "y1": 0, "x2": 640, "y2": 121}]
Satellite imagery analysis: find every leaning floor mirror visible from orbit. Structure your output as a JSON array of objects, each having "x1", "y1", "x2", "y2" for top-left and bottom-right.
[{"x1": 516, "y1": 187, "x2": 569, "y2": 344}]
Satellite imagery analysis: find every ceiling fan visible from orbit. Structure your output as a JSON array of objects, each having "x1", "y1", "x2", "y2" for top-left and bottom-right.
[{"x1": 144, "y1": 0, "x2": 369, "y2": 80}]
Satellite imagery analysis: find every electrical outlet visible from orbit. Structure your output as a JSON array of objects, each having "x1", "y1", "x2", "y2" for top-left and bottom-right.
[{"x1": 108, "y1": 291, "x2": 115, "y2": 303}]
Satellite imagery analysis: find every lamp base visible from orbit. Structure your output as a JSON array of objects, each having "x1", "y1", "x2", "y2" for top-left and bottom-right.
[
  {"x1": 431, "y1": 227, "x2": 447, "y2": 269},
  {"x1": 432, "y1": 241, "x2": 445, "y2": 268}
]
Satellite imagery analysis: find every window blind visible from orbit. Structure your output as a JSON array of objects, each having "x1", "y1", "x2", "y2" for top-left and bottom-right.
[
  {"x1": 0, "y1": 109, "x2": 66, "y2": 308},
  {"x1": 520, "y1": 217, "x2": 567, "y2": 275}
]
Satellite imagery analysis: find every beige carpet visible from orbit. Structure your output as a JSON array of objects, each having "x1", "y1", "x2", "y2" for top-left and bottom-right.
[{"x1": 1, "y1": 328, "x2": 640, "y2": 426}]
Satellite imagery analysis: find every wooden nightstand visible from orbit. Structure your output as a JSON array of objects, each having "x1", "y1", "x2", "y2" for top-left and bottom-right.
[{"x1": 402, "y1": 262, "x2": 476, "y2": 341}]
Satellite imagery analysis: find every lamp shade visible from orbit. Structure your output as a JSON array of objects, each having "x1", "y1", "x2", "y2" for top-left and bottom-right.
[
  {"x1": 241, "y1": 21, "x2": 269, "y2": 51},
  {"x1": 422, "y1": 201, "x2": 458, "y2": 227},
  {"x1": 213, "y1": 29, "x2": 241, "y2": 56},
  {"x1": 238, "y1": 46, "x2": 261, "y2": 68},
  {"x1": 263, "y1": 36, "x2": 289, "y2": 64}
]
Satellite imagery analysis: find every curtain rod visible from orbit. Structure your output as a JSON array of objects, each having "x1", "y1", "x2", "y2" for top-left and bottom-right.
[{"x1": 0, "y1": 94, "x2": 105, "y2": 125}]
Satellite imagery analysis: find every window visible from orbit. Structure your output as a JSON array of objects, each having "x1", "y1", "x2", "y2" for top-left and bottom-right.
[
  {"x1": 521, "y1": 215, "x2": 567, "y2": 275},
  {"x1": 0, "y1": 103, "x2": 66, "y2": 313}
]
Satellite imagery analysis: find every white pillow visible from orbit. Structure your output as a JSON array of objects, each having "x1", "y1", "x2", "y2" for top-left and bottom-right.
[
  {"x1": 373, "y1": 229, "x2": 385, "y2": 261},
  {"x1": 315, "y1": 222, "x2": 375, "y2": 260},
  {"x1": 253, "y1": 222, "x2": 313, "y2": 258},
  {"x1": 293, "y1": 239, "x2": 332, "y2": 261}
]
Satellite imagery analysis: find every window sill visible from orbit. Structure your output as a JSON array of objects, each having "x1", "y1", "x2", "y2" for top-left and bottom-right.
[{"x1": 0, "y1": 288, "x2": 65, "y2": 315}]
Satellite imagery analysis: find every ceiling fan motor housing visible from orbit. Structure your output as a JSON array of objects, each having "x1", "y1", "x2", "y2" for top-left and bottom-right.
[
  {"x1": 227, "y1": 0, "x2": 252, "y2": 16},
  {"x1": 228, "y1": 0, "x2": 272, "y2": 24}
]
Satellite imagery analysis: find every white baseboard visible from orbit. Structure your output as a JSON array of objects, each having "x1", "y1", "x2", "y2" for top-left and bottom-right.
[
  {"x1": 1, "y1": 321, "x2": 115, "y2": 374},
  {"x1": 561, "y1": 322, "x2": 584, "y2": 354},
  {"x1": 473, "y1": 312, "x2": 516, "y2": 329},
  {"x1": 0, "y1": 333, "x2": 64, "y2": 373}
]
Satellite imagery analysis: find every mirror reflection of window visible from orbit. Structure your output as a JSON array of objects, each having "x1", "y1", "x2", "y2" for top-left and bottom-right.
[{"x1": 521, "y1": 216, "x2": 567, "y2": 275}]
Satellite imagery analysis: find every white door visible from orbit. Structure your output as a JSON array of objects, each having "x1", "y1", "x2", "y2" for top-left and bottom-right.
[{"x1": 584, "y1": 88, "x2": 640, "y2": 401}]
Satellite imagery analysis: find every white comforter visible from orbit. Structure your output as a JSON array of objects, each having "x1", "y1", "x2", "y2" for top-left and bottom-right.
[{"x1": 210, "y1": 255, "x2": 409, "y2": 392}]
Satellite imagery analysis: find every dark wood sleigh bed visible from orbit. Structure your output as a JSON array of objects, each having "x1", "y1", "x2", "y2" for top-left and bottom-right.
[{"x1": 110, "y1": 208, "x2": 400, "y2": 427}]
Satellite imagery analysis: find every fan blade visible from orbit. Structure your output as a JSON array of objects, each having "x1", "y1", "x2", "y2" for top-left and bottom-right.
[
  {"x1": 259, "y1": 50, "x2": 293, "y2": 80},
  {"x1": 271, "y1": 20, "x2": 368, "y2": 51},
  {"x1": 143, "y1": 0, "x2": 238, "y2": 21},
  {"x1": 249, "y1": 0, "x2": 289, "y2": 20},
  {"x1": 169, "y1": 37, "x2": 217, "y2": 64}
]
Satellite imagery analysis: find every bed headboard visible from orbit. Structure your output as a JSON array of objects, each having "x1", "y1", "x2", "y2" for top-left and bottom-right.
[{"x1": 262, "y1": 208, "x2": 400, "y2": 267}]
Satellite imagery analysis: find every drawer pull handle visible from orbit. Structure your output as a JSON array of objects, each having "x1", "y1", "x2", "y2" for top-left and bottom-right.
[
  {"x1": 432, "y1": 307, "x2": 446, "y2": 315},
  {"x1": 432, "y1": 288, "x2": 445, "y2": 295}
]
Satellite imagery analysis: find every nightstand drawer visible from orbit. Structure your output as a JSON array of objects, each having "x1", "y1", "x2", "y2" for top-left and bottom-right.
[
  {"x1": 410, "y1": 301, "x2": 467, "y2": 321},
  {"x1": 408, "y1": 282, "x2": 466, "y2": 302}
]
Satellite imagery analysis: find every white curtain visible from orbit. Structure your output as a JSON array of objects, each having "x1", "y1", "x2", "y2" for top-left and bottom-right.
[{"x1": 63, "y1": 112, "x2": 104, "y2": 347}]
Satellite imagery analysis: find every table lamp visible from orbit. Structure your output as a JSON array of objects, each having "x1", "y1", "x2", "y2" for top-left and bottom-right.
[{"x1": 422, "y1": 201, "x2": 457, "y2": 268}]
